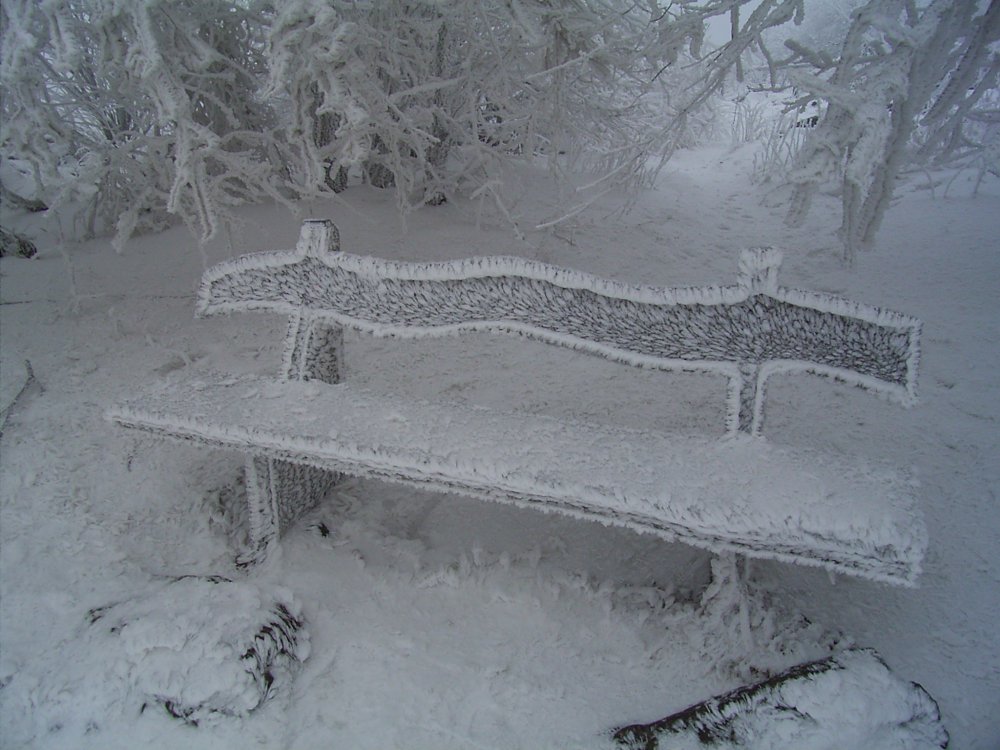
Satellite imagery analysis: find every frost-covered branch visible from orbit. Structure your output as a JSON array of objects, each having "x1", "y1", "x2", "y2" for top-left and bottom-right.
[
  {"x1": 782, "y1": 0, "x2": 1000, "y2": 260},
  {"x1": 3, "y1": 0, "x2": 705, "y2": 244},
  {"x1": 0, "y1": 0, "x2": 287, "y2": 248},
  {"x1": 3, "y1": 0, "x2": 990, "y2": 259}
]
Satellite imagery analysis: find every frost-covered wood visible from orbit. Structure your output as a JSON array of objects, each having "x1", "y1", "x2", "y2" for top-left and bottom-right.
[
  {"x1": 110, "y1": 375, "x2": 925, "y2": 586},
  {"x1": 613, "y1": 648, "x2": 948, "y2": 749},
  {"x1": 243, "y1": 454, "x2": 339, "y2": 568},
  {"x1": 202, "y1": 220, "x2": 920, "y2": 435},
  {"x1": 245, "y1": 267, "x2": 345, "y2": 565},
  {"x1": 110, "y1": 219, "x2": 924, "y2": 583}
]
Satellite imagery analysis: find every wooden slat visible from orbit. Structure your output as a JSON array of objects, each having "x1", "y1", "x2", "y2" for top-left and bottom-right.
[{"x1": 109, "y1": 374, "x2": 926, "y2": 586}]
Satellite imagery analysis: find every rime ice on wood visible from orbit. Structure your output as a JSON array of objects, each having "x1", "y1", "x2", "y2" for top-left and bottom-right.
[
  {"x1": 614, "y1": 648, "x2": 948, "y2": 750},
  {"x1": 110, "y1": 375, "x2": 927, "y2": 585},
  {"x1": 201, "y1": 220, "x2": 920, "y2": 436},
  {"x1": 247, "y1": 219, "x2": 344, "y2": 565},
  {"x1": 111, "y1": 220, "x2": 926, "y2": 584}
]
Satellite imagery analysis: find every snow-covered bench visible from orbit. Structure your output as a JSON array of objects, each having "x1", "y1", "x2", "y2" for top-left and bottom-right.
[{"x1": 109, "y1": 220, "x2": 925, "y2": 586}]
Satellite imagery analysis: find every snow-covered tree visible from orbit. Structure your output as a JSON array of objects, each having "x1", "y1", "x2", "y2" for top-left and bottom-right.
[
  {"x1": 782, "y1": 0, "x2": 1000, "y2": 260},
  {"x1": 3, "y1": 0, "x2": 693, "y2": 243},
  {"x1": 2, "y1": 0, "x2": 995, "y2": 258},
  {"x1": 1, "y1": 0, "x2": 284, "y2": 248},
  {"x1": 263, "y1": 0, "x2": 688, "y2": 218},
  {"x1": 672, "y1": 0, "x2": 998, "y2": 260}
]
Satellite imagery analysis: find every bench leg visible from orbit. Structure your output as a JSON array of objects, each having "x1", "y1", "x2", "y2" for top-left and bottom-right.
[
  {"x1": 283, "y1": 313, "x2": 343, "y2": 384},
  {"x1": 702, "y1": 553, "x2": 755, "y2": 654},
  {"x1": 734, "y1": 363, "x2": 763, "y2": 435},
  {"x1": 238, "y1": 455, "x2": 341, "y2": 567}
]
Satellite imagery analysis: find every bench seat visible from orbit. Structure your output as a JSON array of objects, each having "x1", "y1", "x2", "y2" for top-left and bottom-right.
[{"x1": 109, "y1": 373, "x2": 925, "y2": 586}]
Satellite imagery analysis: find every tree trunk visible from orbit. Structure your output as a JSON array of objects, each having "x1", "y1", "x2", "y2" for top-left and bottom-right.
[{"x1": 364, "y1": 134, "x2": 395, "y2": 189}]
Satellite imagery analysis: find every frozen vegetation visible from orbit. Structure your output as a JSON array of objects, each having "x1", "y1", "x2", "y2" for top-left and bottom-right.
[{"x1": 1, "y1": 1, "x2": 998, "y2": 748}]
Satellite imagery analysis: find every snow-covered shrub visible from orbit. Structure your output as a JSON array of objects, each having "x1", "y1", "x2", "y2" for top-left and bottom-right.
[
  {"x1": 0, "y1": 0, "x2": 287, "y2": 248},
  {"x1": 683, "y1": 0, "x2": 997, "y2": 259},
  {"x1": 1, "y1": 0, "x2": 704, "y2": 244},
  {"x1": 3, "y1": 0, "x2": 992, "y2": 257},
  {"x1": 263, "y1": 0, "x2": 700, "y2": 218},
  {"x1": 751, "y1": 109, "x2": 810, "y2": 184},
  {"x1": 6, "y1": 577, "x2": 308, "y2": 740},
  {"x1": 730, "y1": 97, "x2": 773, "y2": 145}
]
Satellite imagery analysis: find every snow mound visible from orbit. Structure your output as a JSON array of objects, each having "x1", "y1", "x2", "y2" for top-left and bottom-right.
[
  {"x1": 614, "y1": 648, "x2": 947, "y2": 750},
  {"x1": 7, "y1": 577, "x2": 308, "y2": 741}
]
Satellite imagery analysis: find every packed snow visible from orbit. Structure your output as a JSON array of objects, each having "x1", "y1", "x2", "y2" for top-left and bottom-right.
[{"x1": 2, "y1": 144, "x2": 998, "y2": 748}]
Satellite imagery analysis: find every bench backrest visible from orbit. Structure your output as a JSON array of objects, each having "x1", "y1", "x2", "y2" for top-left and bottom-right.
[{"x1": 199, "y1": 220, "x2": 920, "y2": 435}]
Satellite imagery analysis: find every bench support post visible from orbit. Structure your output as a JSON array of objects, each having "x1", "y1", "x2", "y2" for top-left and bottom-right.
[
  {"x1": 736, "y1": 363, "x2": 763, "y2": 435},
  {"x1": 237, "y1": 221, "x2": 348, "y2": 565},
  {"x1": 702, "y1": 552, "x2": 755, "y2": 655},
  {"x1": 283, "y1": 312, "x2": 344, "y2": 384},
  {"x1": 240, "y1": 454, "x2": 343, "y2": 566}
]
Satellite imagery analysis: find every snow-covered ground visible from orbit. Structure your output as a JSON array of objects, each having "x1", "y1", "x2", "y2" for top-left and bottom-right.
[{"x1": 1, "y1": 144, "x2": 997, "y2": 748}]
